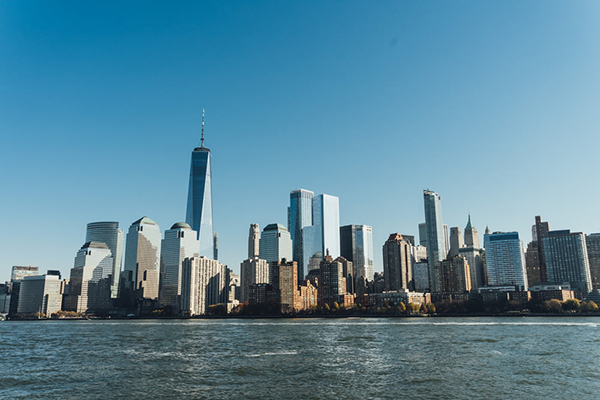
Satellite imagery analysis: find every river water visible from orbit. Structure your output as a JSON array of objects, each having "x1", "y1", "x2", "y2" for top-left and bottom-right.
[{"x1": 1, "y1": 317, "x2": 599, "y2": 399}]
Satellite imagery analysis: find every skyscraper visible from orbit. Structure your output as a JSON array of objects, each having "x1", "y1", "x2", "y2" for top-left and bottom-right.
[
  {"x1": 159, "y1": 222, "x2": 199, "y2": 313},
  {"x1": 185, "y1": 110, "x2": 214, "y2": 258},
  {"x1": 259, "y1": 224, "x2": 293, "y2": 264},
  {"x1": 440, "y1": 256, "x2": 471, "y2": 294},
  {"x1": 289, "y1": 189, "x2": 314, "y2": 279},
  {"x1": 302, "y1": 194, "x2": 340, "y2": 275},
  {"x1": 483, "y1": 232, "x2": 528, "y2": 289},
  {"x1": 123, "y1": 216, "x2": 162, "y2": 302},
  {"x1": 534, "y1": 216, "x2": 550, "y2": 282},
  {"x1": 65, "y1": 242, "x2": 114, "y2": 313},
  {"x1": 423, "y1": 190, "x2": 446, "y2": 292},
  {"x1": 448, "y1": 227, "x2": 463, "y2": 258},
  {"x1": 181, "y1": 256, "x2": 227, "y2": 316},
  {"x1": 382, "y1": 233, "x2": 413, "y2": 291},
  {"x1": 240, "y1": 224, "x2": 269, "y2": 303},
  {"x1": 318, "y1": 253, "x2": 345, "y2": 308},
  {"x1": 464, "y1": 215, "x2": 480, "y2": 248},
  {"x1": 542, "y1": 230, "x2": 592, "y2": 294},
  {"x1": 459, "y1": 215, "x2": 485, "y2": 290},
  {"x1": 418, "y1": 223, "x2": 427, "y2": 247},
  {"x1": 17, "y1": 274, "x2": 62, "y2": 316},
  {"x1": 586, "y1": 233, "x2": 600, "y2": 290},
  {"x1": 340, "y1": 224, "x2": 374, "y2": 282},
  {"x1": 86, "y1": 222, "x2": 123, "y2": 299}
]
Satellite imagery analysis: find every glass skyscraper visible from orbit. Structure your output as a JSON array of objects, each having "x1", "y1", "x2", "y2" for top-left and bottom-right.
[
  {"x1": 483, "y1": 231, "x2": 528, "y2": 290},
  {"x1": 423, "y1": 190, "x2": 446, "y2": 292},
  {"x1": 288, "y1": 189, "x2": 314, "y2": 279},
  {"x1": 185, "y1": 119, "x2": 214, "y2": 259},
  {"x1": 86, "y1": 222, "x2": 123, "y2": 299},
  {"x1": 340, "y1": 224, "x2": 374, "y2": 281},
  {"x1": 123, "y1": 216, "x2": 162, "y2": 301},
  {"x1": 302, "y1": 194, "x2": 340, "y2": 276}
]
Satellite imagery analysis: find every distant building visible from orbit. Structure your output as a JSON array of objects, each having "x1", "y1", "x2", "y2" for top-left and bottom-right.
[
  {"x1": 423, "y1": 190, "x2": 446, "y2": 292},
  {"x1": 159, "y1": 222, "x2": 199, "y2": 314},
  {"x1": 259, "y1": 223, "x2": 292, "y2": 264},
  {"x1": 382, "y1": 233, "x2": 413, "y2": 291},
  {"x1": 533, "y1": 216, "x2": 551, "y2": 282},
  {"x1": 240, "y1": 224, "x2": 269, "y2": 303},
  {"x1": 459, "y1": 247, "x2": 485, "y2": 290},
  {"x1": 463, "y1": 215, "x2": 480, "y2": 248},
  {"x1": 440, "y1": 256, "x2": 471, "y2": 293},
  {"x1": 586, "y1": 233, "x2": 600, "y2": 290},
  {"x1": 122, "y1": 217, "x2": 162, "y2": 303},
  {"x1": 412, "y1": 261, "x2": 430, "y2": 292},
  {"x1": 288, "y1": 189, "x2": 314, "y2": 281},
  {"x1": 340, "y1": 224, "x2": 374, "y2": 282},
  {"x1": 483, "y1": 232, "x2": 528, "y2": 290},
  {"x1": 318, "y1": 253, "x2": 345, "y2": 308},
  {"x1": 11, "y1": 265, "x2": 39, "y2": 282},
  {"x1": 17, "y1": 274, "x2": 62, "y2": 316},
  {"x1": 64, "y1": 241, "x2": 113, "y2": 313},
  {"x1": 418, "y1": 223, "x2": 427, "y2": 247},
  {"x1": 181, "y1": 256, "x2": 227, "y2": 316},
  {"x1": 302, "y1": 194, "x2": 340, "y2": 275},
  {"x1": 85, "y1": 222, "x2": 123, "y2": 299},
  {"x1": 185, "y1": 113, "x2": 215, "y2": 258},
  {"x1": 542, "y1": 230, "x2": 592, "y2": 294},
  {"x1": 334, "y1": 256, "x2": 354, "y2": 294},
  {"x1": 448, "y1": 227, "x2": 463, "y2": 258},
  {"x1": 525, "y1": 241, "x2": 542, "y2": 286}
]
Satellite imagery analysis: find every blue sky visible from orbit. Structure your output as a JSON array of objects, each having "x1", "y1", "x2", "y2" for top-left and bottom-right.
[{"x1": 2, "y1": 1, "x2": 600, "y2": 280}]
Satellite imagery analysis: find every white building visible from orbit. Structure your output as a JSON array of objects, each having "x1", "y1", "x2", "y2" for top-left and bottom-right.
[
  {"x1": 159, "y1": 222, "x2": 199, "y2": 312},
  {"x1": 259, "y1": 224, "x2": 292, "y2": 264},
  {"x1": 123, "y1": 216, "x2": 162, "y2": 300},
  {"x1": 17, "y1": 274, "x2": 62, "y2": 316},
  {"x1": 65, "y1": 241, "x2": 113, "y2": 313},
  {"x1": 181, "y1": 256, "x2": 227, "y2": 315},
  {"x1": 86, "y1": 222, "x2": 123, "y2": 299},
  {"x1": 484, "y1": 231, "x2": 528, "y2": 290}
]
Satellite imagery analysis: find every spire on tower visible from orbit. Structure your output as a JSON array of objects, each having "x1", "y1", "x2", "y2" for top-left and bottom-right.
[{"x1": 200, "y1": 108, "x2": 205, "y2": 148}]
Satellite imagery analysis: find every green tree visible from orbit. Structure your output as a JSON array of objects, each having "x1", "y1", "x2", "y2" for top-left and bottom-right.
[
  {"x1": 543, "y1": 299, "x2": 563, "y2": 313},
  {"x1": 428, "y1": 303, "x2": 436, "y2": 314},
  {"x1": 587, "y1": 300, "x2": 599, "y2": 312},
  {"x1": 332, "y1": 302, "x2": 340, "y2": 311}
]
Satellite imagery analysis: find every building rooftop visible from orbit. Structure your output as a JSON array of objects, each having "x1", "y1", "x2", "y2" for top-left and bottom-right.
[{"x1": 170, "y1": 222, "x2": 192, "y2": 230}]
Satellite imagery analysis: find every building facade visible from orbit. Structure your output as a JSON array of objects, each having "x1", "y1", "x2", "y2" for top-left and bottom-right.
[
  {"x1": 159, "y1": 222, "x2": 199, "y2": 313},
  {"x1": 542, "y1": 230, "x2": 592, "y2": 294},
  {"x1": 587, "y1": 233, "x2": 600, "y2": 290},
  {"x1": 382, "y1": 233, "x2": 413, "y2": 291},
  {"x1": 340, "y1": 224, "x2": 374, "y2": 282},
  {"x1": 181, "y1": 256, "x2": 227, "y2": 316},
  {"x1": 440, "y1": 256, "x2": 471, "y2": 293},
  {"x1": 17, "y1": 274, "x2": 62, "y2": 316},
  {"x1": 302, "y1": 193, "x2": 340, "y2": 275},
  {"x1": 288, "y1": 189, "x2": 314, "y2": 281},
  {"x1": 483, "y1": 232, "x2": 528, "y2": 290},
  {"x1": 423, "y1": 190, "x2": 446, "y2": 292},
  {"x1": 259, "y1": 223, "x2": 293, "y2": 264},
  {"x1": 85, "y1": 221, "x2": 123, "y2": 299}
]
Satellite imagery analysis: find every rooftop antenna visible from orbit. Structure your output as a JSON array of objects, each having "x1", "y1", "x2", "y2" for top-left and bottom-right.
[{"x1": 200, "y1": 109, "x2": 205, "y2": 148}]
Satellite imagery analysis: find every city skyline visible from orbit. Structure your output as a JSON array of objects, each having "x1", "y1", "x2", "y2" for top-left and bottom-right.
[{"x1": 3, "y1": 1, "x2": 600, "y2": 280}]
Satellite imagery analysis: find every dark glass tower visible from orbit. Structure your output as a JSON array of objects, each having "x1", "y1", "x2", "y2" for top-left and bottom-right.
[{"x1": 185, "y1": 111, "x2": 214, "y2": 258}]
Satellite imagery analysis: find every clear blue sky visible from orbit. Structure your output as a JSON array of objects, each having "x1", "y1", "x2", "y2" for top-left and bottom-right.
[{"x1": 2, "y1": 1, "x2": 600, "y2": 281}]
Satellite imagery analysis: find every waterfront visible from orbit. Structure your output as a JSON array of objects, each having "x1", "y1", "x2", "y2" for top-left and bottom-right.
[{"x1": 2, "y1": 317, "x2": 599, "y2": 399}]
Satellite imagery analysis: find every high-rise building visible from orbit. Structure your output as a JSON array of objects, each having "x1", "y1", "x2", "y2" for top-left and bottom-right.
[
  {"x1": 85, "y1": 222, "x2": 123, "y2": 299},
  {"x1": 240, "y1": 224, "x2": 269, "y2": 303},
  {"x1": 534, "y1": 216, "x2": 550, "y2": 282},
  {"x1": 440, "y1": 256, "x2": 471, "y2": 293},
  {"x1": 443, "y1": 224, "x2": 449, "y2": 257},
  {"x1": 64, "y1": 242, "x2": 113, "y2": 313},
  {"x1": 123, "y1": 216, "x2": 162, "y2": 302},
  {"x1": 17, "y1": 274, "x2": 62, "y2": 316},
  {"x1": 302, "y1": 194, "x2": 340, "y2": 275},
  {"x1": 288, "y1": 189, "x2": 314, "y2": 279},
  {"x1": 318, "y1": 253, "x2": 345, "y2": 308},
  {"x1": 259, "y1": 224, "x2": 292, "y2": 264},
  {"x1": 185, "y1": 110, "x2": 214, "y2": 258},
  {"x1": 181, "y1": 256, "x2": 227, "y2": 316},
  {"x1": 418, "y1": 223, "x2": 427, "y2": 247},
  {"x1": 586, "y1": 233, "x2": 600, "y2": 290},
  {"x1": 382, "y1": 233, "x2": 413, "y2": 291},
  {"x1": 464, "y1": 215, "x2": 480, "y2": 248},
  {"x1": 448, "y1": 227, "x2": 463, "y2": 258},
  {"x1": 340, "y1": 224, "x2": 374, "y2": 282},
  {"x1": 542, "y1": 230, "x2": 592, "y2": 294},
  {"x1": 483, "y1": 232, "x2": 528, "y2": 290},
  {"x1": 525, "y1": 241, "x2": 542, "y2": 286},
  {"x1": 423, "y1": 190, "x2": 446, "y2": 292},
  {"x1": 412, "y1": 261, "x2": 430, "y2": 292},
  {"x1": 213, "y1": 232, "x2": 219, "y2": 260},
  {"x1": 11, "y1": 266, "x2": 38, "y2": 282},
  {"x1": 459, "y1": 247, "x2": 485, "y2": 290},
  {"x1": 271, "y1": 260, "x2": 299, "y2": 313},
  {"x1": 159, "y1": 222, "x2": 199, "y2": 313}
]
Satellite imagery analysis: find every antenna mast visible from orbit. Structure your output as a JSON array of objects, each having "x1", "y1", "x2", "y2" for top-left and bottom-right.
[{"x1": 201, "y1": 109, "x2": 205, "y2": 148}]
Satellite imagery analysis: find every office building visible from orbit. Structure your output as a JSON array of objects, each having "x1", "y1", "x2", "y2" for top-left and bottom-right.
[
  {"x1": 382, "y1": 233, "x2": 413, "y2": 291},
  {"x1": 318, "y1": 253, "x2": 345, "y2": 308},
  {"x1": 448, "y1": 227, "x2": 463, "y2": 258},
  {"x1": 259, "y1": 224, "x2": 292, "y2": 264},
  {"x1": 288, "y1": 189, "x2": 314, "y2": 280},
  {"x1": 159, "y1": 222, "x2": 199, "y2": 313},
  {"x1": 17, "y1": 274, "x2": 62, "y2": 316},
  {"x1": 533, "y1": 216, "x2": 550, "y2": 282},
  {"x1": 587, "y1": 233, "x2": 600, "y2": 290},
  {"x1": 542, "y1": 230, "x2": 592, "y2": 294},
  {"x1": 85, "y1": 222, "x2": 123, "y2": 299},
  {"x1": 240, "y1": 224, "x2": 269, "y2": 303},
  {"x1": 340, "y1": 224, "x2": 374, "y2": 282},
  {"x1": 11, "y1": 265, "x2": 38, "y2": 282},
  {"x1": 123, "y1": 216, "x2": 162, "y2": 302},
  {"x1": 181, "y1": 256, "x2": 227, "y2": 316},
  {"x1": 302, "y1": 193, "x2": 340, "y2": 275},
  {"x1": 185, "y1": 110, "x2": 214, "y2": 258},
  {"x1": 440, "y1": 256, "x2": 471, "y2": 293},
  {"x1": 459, "y1": 247, "x2": 485, "y2": 290},
  {"x1": 483, "y1": 232, "x2": 528, "y2": 290},
  {"x1": 418, "y1": 223, "x2": 427, "y2": 247},
  {"x1": 271, "y1": 260, "x2": 299, "y2": 313},
  {"x1": 412, "y1": 261, "x2": 430, "y2": 292},
  {"x1": 64, "y1": 242, "x2": 113, "y2": 313},
  {"x1": 423, "y1": 190, "x2": 446, "y2": 292}
]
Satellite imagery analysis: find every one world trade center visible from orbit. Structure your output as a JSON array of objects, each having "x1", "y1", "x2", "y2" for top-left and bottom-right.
[{"x1": 186, "y1": 110, "x2": 214, "y2": 258}]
